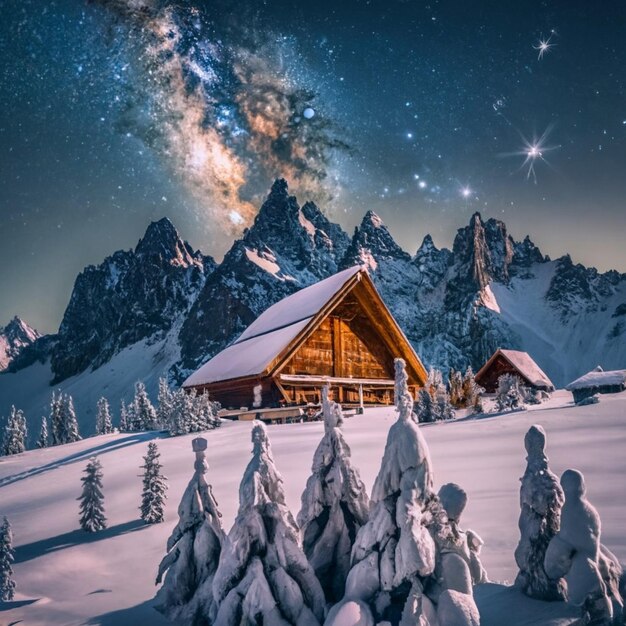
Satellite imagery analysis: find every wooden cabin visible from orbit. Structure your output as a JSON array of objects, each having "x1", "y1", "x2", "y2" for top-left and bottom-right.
[
  {"x1": 183, "y1": 266, "x2": 428, "y2": 411},
  {"x1": 474, "y1": 348, "x2": 554, "y2": 393},
  {"x1": 566, "y1": 366, "x2": 626, "y2": 403}
]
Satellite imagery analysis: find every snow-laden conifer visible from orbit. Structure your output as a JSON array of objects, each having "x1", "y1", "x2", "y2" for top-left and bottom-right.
[
  {"x1": 132, "y1": 381, "x2": 158, "y2": 431},
  {"x1": 0, "y1": 516, "x2": 16, "y2": 602},
  {"x1": 448, "y1": 368, "x2": 464, "y2": 406},
  {"x1": 50, "y1": 391, "x2": 63, "y2": 446},
  {"x1": 495, "y1": 373, "x2": 526, "y2": 412},
  {"x1": 78, "y1": 457, "x2": 107, "y2": 532},
  {"x1": 545, "y1": 469, "x2": 624, "y2": 625},
  {"x1": 36, "y1": 415, "x2": 49, "y2": 449},
  {"x1": 155, "y1": 436, "x2": 224, "y2": 624},
  {"x1": 95, "y1": 397, "x2": 114, "y2": 435},
  {"x1": 2, "y1": 406, "x2": 27, "y2": 456},
  {"x1": 140, "y1": 442, "x2": 167, "y2": 524},
  {"x1": 333, "y1": 358, "x2": 436, "y2": 624},
  {"x1": 298, "y1": 385, "x2": 370, "y2": 603},
  {"x1": 119, "y1": 400, "x2": 129, "y2": 432},
  {"x1": 514, "y1": 425, "x2": 565, "y2": 601},
  {"x1": 415, "y1": 387, "x2": 437, "y2": 423},
  {"x1": 213, "y1": 421, "x2": 325, "y2": 625},
  {"x1": 60, "y1": 393, "x2": 81, "y2": 444},
  {"x1": 157, "y1": 377, "x2": 173, "y2": 429}
]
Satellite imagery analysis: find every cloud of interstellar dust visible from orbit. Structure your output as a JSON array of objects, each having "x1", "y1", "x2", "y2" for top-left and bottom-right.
[{"x1": 93, "y1": 0, "x2": 348, "y2": 237}]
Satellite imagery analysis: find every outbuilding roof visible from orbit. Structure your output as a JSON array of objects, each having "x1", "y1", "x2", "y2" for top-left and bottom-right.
[
  {"x1": 566, "y1": 366, "x2": 626, "y2": 391},
  {"x1": 475, "y1": 348, "x2": 555, "y2": 390}
]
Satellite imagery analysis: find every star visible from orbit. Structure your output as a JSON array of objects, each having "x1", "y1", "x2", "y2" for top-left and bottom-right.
[
  {"x1": 534, "y1": 35, "x2": 555, "y2": 60},
  {"x1": 460, "y1": 186, "x2": 472, "y2": 198}
]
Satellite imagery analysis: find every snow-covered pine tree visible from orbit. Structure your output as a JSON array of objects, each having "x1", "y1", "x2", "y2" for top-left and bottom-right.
[
  {"x1": 36, "y1": 416, "x2": 49, "y2": 449},
  {"x1": 167, "y1": 388, "x2": 187, "y2": 436},
  {"x1": 119, "y1": 400, "x2": 129, "y2": 432},
  {"x1": 415, "y1": 387, "x2": 437, "y2": 423},
  {"x1": 2, "y1": 406, "x2": 27, "y2": 456},
  {"x1": 298, "y1": 385, "x2": 370, "y2": 603},
  {"x1": 435, "y1": 388, "x2": 456, "y2": 421},
  {"x1": 0, "y1": 516, "x2": 16, "y2": 602},
  {"x1": 462, "y1": 366, "x2": 484, "y2": 413},
  {"x1": 213, "y1": 421, "x2": 325, "y2": 625},
  {"x1": 50, "y1": 391, "x2": 63, "y2": 446},
  {"x1": 155, "y1": 436, "x2": 225, "y2": 624},
  {"x1": 333, "y1": 358, "x2": 436, "y2": 624},
  {"x1": 60, "y1": 393, "x2": 81, "y2": 444},
  {"x1": 140, "y1": 442, "x2": 168, "y2": 524},
  {"x1": 427, "y1": 366, "x2": 445, "y2": 396},
  {"x1": 495, "y1": 374, "x2": 526, "y2": 412},
  {"x1": 448, "y1": 368, "x2": 464, "y2": 406},
  {"x1": 95, "y1": 397, "x2": 114, "y2": 435},
  {"x1": 194, "y1": 391, "x2": 220, "y2": 432},
  {"x1": 157, "y1": 377, "x2": 173, "y2": 429},
  {"x1": 328, "y1": 359, "x2": 484, "y2": 626},
  {"x1": 78, "y1": 457, "x2": 107, "y2": 532},
  {"x1": 132, "y1": 381, "x2": 159, "y2": 431},
  {"x1": 514, "y1": 425, "x2": 566, "y2": 601}
]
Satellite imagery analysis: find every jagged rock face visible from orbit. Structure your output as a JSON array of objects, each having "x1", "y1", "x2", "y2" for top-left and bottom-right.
[
  {"x1": 546, "y1": 255, "x2": 624, "y2": 317},
  {"x1": 0, "y1": 317, "x2": 41, "y2": 371},
  {"x1": 50, "y1": 218, "x2": 214, "y2": 383},
  {"x1": 177, "y1": 179, "x2": 351, "y2": 373},
  {"x1": 413, "y1": 235, "x2": 452, "y2": 292}
]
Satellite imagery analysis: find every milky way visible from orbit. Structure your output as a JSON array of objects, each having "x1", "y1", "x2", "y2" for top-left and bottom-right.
[{"x1": 95, "y1": 0, "x2": 348, "y2": 234}]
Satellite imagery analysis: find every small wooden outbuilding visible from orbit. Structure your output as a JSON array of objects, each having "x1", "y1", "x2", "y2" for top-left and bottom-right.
[
  {"x1": 474, "y1": 348, "x2": 554, "y2": 393},
  {"x1": 566, "y1": 366, "x2": 626, "y2": 403},
  {"x1": 183, "y1": 266, "x2": 428, "y2": 410}
]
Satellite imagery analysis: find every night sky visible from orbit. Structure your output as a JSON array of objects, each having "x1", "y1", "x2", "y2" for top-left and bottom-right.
[{"x1": 2, "y1": 0, "x2": 626, "y2": 333}]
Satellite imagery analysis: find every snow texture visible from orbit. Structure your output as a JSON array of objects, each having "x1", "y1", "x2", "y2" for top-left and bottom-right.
[
  {"x1": 514, "y1": 425, "x2": 566, "y2": 601},
  {"x1": 544, "y1": 469, "x2": 624, "y2": 624},
  {"x1": 212, "y1": 421, "x2": 325, "y2": 625},
  {"x1": 298, "y1": 385, "x2": 370, "y2": 603},
  {"x1": 155, "y1": 436, "x2": 225, "y2": 624}
]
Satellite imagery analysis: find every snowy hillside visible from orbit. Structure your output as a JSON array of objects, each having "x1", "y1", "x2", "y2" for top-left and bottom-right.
[{"x1": 1, "y1": 391, "x2": 625, "y2": 625}]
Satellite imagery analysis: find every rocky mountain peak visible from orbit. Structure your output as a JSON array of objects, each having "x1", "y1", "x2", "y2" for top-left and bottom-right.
[
  {"x1": 342, "y1": 210, "x2": 411, "y2": 269},
  {"x1": 135, "y1": 217, "x2": 201, "y2": 268},
  {"x1": 0, "y1": 316, "x2": 41, "y2": 372},
  {"x1": 452, "y1": 212, "x2": 514, "y2": 290}
]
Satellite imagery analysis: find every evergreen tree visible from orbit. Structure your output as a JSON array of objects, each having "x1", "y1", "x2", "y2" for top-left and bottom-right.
[
  {"x1": 156, "y1": 377, "x2": 173, "y2": 429},
  {"x1": 213, "y1": 422, "x2": 325, "y2": 625},
  {"x1": 167, "y1": 388, "x2": 194, "y2": 436},
  {"x1": 50, "y1": 391, "x2": 63, "y2": 446},
  {"x1": 427, "y1": 367, "x2": 445, "y2": 396},
  {"x1": 36, "y1": 416, "x2": 49, "y2": 449},
  {"x1": 2, "y1": 406, "x2": 27, "y2": 456},
  {"x1": 448, "y1": 368, "x2": 464, "y2": 406},
  {"x1": 496, "y1": 374, "x2": 527, "y2": 412},
  {"x1": 61, "y1": 393, "x2": 81, "y2": 443},
  {"x1": 435, "y1": 389, "x2": 456, "y2": 421},
  {"x1": 140, "y1": 442, "x2": 168, "y2": 524},
  {"x1": 298, "y1": 385, "x2": 370, "y2": 603},
  {"x1": 119, "y1": 400, "x2": 129, "y2": 432},
  {"x1": 415, "y1": 387, "x2": 437, "y2": 423},
  {"x1": 155, "y1": 437, "x2": 225, "y2": 624},
  {"x1": 78, "y1": 457, "x2": 107, "y2": 532},
  {"x1": 194, "y1": 392, "x2": 219, "y2": 431},
  {"x1": 132, "y1": 381, "x2": 159, "y2": 431},
  {"x1": 462, "y1": 366, "x2": 484, "y2": 413},
  {"x1": 95, "y1": 397, "x2": 114, "y2": 435},
  {"x1": 0, "y1": 516, "x2": 16, "y2": 602}
]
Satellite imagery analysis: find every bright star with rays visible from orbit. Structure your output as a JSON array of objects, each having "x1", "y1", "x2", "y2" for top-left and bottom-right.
[
  {"x1": 460, "y1": 186, "x2": 472, "y2": 198},
  {"x1": 501, "y1": 125, "x2": 559, "y2": 183},
  {"x1": 534, "y1": 35, "x2": 554, "y2": 60}
]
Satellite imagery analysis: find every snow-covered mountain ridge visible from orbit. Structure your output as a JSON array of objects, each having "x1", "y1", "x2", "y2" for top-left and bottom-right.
[{"x1": 1, "y1": 179, "x2": 625, "y2": 433}]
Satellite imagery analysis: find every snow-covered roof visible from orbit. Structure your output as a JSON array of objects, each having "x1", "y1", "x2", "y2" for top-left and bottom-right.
[
  {"x1": 476, "y1": 348, "x2": 554, "y2": 390},
  {"x1": 566, "y1": 367, "x2": 626, "y2": 391},
  {"x1": 498, "y1": 349, "x2": 554, "y2": 389},
  {"x1": 183, "y1": 266, "x2": 363, "y2": 386}
]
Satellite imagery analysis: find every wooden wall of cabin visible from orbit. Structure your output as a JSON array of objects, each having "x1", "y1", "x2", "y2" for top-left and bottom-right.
[
  {"x1": 282, "y1": 313, "x2": 394, "y2": 380},
  {"x1": 477, "y1": 355, "x2": 530, "y2": 392},
  {"x1": 193, "y1": 378, "x2": 280, "y2": 410}
]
